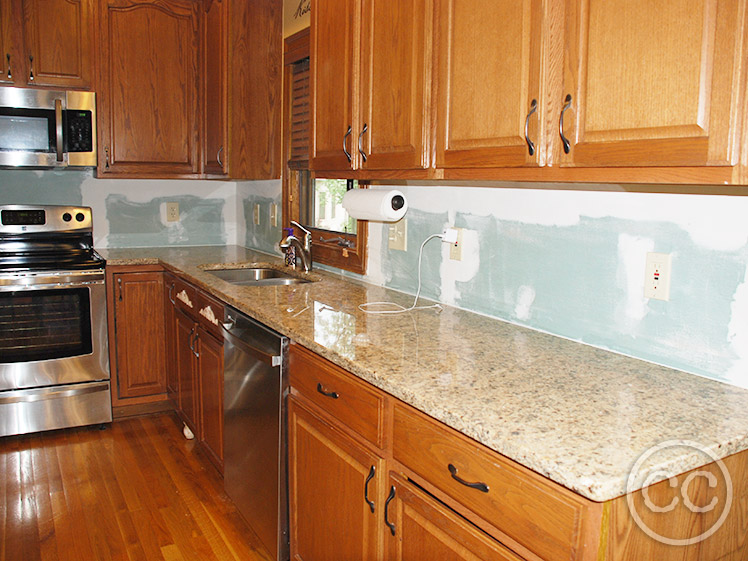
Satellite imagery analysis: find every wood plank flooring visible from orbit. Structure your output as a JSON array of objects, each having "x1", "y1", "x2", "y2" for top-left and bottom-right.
[{"x1": 0, "y1": 413, "x2": 274, "y2": 561}]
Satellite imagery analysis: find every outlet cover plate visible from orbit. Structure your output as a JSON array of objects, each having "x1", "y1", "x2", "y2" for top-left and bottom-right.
[
  {"x1": 389, "y1": 219, "x2": 407, "y2": 251},
  {"x1": 449, "y1": 228, "x2": 464, "y2": 261},
  {"x1": 644, "y1": 252, "x2": 672, "y2": 301},
  {"x1": 253, "y1": 203, "x2": 261, "y2": 226},
  {"x1": 166, "y1": 202, "x2": 179, "y2": 222}
]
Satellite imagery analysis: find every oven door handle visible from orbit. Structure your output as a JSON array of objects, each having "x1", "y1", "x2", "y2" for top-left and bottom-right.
[
  {"x1": 0, "y1": 382, "x2": 109, "y2": 405},
  {"x1": 0, "y1": 277, "x2": 105, "y2": 291}
]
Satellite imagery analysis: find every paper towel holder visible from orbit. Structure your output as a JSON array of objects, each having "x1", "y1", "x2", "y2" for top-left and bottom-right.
[{"x1": 342, "y1": 188, "x2": 408, "y2": 222}]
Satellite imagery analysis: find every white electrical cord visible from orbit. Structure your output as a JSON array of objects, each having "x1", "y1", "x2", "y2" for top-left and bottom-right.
[{"x1": 359, "y1": 233, "x2": 445, "y2": 315}]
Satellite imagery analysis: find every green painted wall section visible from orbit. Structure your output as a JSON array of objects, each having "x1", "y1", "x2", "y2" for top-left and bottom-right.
[{"x1": 0, "y1": 169, "x2": 86, "y2": 204}]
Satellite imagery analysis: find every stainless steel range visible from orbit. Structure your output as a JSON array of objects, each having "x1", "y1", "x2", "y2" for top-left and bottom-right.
[{"x1": 0, "y1": 204, "x2": 110, "y2": 437}]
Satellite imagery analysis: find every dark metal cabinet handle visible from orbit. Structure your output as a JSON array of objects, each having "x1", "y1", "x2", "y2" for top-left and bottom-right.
[
  {"x1": 168, "y1": 283, "x2": 176, "y2": 305},
  {"x1": 343, "y1": 126, "x2": 352, "y2": 162},
  {"x1": 524, "y1": 99, "x2": 538, "y2": 156},
  {"x1": 316, "y1": 383, "x2": 339, "y2": 399},
  {"x1": 559, "y1": 94, "x2": 572, "y2": 154},
  {"x1": 117, "y1": 277, "x2": 123, "y2": 301},
  {"x1": 384, "y1": 485, "x2": 396, "y2": 536},
  {"x1": 28, "y1": 54, "x2": 34, "y2": 81},
  {"x1": 217, "y1": 146, "x2": 223, "y2": 167},
  {"x1": 105, "y1": 146, "x2": 110, "y2": 170},
  {"x1": 192, "y1": 330, "x2": 200, "y2": 358},
  {"x1": 6, "y1": 53, "x2": 11, "y2": 80},
  {"x1": 448, "y1": 463, "x2": 489, "y2": 493},
  {"x1": 357, "y1": 123, "x2": 368, "y2": 163},
  {"x1": 364, "y1": 465, "x2": 376, "y2": 513}
]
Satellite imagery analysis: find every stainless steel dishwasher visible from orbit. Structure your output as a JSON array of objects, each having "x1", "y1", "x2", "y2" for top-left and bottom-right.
[{"x1": 221, "y1": 306, "x2": 289, "y2": 561}]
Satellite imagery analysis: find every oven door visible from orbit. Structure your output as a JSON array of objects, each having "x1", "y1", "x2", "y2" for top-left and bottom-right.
[{"x1": 0, "y1": 271, "x2": 109, "y2": 391}]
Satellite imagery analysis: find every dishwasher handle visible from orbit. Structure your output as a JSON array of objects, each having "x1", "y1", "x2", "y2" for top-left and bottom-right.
[{"x1": 220, "y1": 315, "x2": 282, "y2": 367}]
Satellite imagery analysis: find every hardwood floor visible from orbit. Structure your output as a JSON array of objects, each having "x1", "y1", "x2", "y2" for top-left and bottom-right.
[{"x1": 0, "y1": 413, "x2": 274, "y2": 561}]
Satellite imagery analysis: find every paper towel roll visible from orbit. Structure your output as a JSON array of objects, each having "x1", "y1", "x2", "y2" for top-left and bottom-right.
[{"x1": 342, "y1": 189, "x2": 408, "y2": 222}]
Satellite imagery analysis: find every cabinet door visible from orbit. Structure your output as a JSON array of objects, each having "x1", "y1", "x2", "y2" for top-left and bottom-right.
[
  {"x1": 197, "y1": 326, "x2": 223, "y2": 470},
  {"x1": 21, "y1": 0, "x2": 95, "y2": 89},
  {"x1": 288, "y1": 398, "x2": 384, "y2": 561},
  {"x1": 112, "y1": 272, "x2": 166, "y2": 399},
  {"x1": 435, "y1": 0, "x2": 544, "y2": 168},
  {"x1": 201, "y1": 0, "x2": 227, "y2": 175},
  {"x1": 561, "y1": 0, "x2": 745, "y2": 167},
  {"x1": 98, "y1": 0, "x2": 200, "y2": 176},
  {"x1": 164, "y1": 274, "x2": 178, "y2": 402},
  {"x1": 384, "y1": 474, "x2": 525, "y2": 561},
  {"x1": 175, "y1": 310, "x2": 198, "y2": 433},
  {"x1": 359, "y1": 0, "x2": 431, "y2": 170},
  {"x1": 310, "y1": 0, "x2": 358, "y2": 171},
  {"x1": 0, "y1": 0, "x2": 21, "y2": 85}
]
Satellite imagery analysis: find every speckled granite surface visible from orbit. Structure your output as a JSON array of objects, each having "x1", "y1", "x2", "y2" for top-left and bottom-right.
[{"x1": 101, "y1": 245, "x2": 748, "y2": 502}]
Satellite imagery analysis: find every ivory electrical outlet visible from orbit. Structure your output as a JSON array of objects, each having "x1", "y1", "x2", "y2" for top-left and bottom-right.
[
  {"x1": 166, "y1": 202, "x2": 179, "y2": 222},
  {"x1": 644, "y1": 252, "x2": 672, "y2": 301},
  {"x1": 449, "y1": 228, "x2": 464, "y2": 261},
  {"x1": 389, "y1": 219, "x2": 407, "y2": 251},
  {"x1": 270, "y1": 204, "x2": 278, "y2": 227},
  {"x1": 253, "y1": 203, "x2": 261, "y2": 226}
]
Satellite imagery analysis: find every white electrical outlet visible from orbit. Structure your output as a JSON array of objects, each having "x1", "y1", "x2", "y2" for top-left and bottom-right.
[
  {"x1": 270, "y1": 204, "x2": 278, "y2": 227},
  {"x1": 388, "y1": 219, "x2": 407, "y2": 251},
  {"x1": 449, "y1": 228, "x2": 464, "y2": 261},
  {"x1": 644, "y1": 252, "x2": 672, "y2": 301},
  {"x1": 166, "y1": 202, "x2": 179, "y2": 222},
  {"x1": 253, "y1": 203, "x2": 261, "y2": 226}
]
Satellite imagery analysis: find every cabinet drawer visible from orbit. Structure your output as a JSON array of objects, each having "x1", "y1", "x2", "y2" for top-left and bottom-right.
[
  {"x1": 171, "y1": 276, "x2": 198, "y2": 319},
  {"x1": 393, "y1": 403, "x2": 593, "y2": 561},
  {"x1": 289, "y1": 345, "x2": 385, "y2": 448},
  {"x1": 195, "y1": 289, "x2": 224, "y2": 339}
]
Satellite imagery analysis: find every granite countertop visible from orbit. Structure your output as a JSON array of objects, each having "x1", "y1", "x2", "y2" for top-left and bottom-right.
[{"x1": 101, "y1": 245, "x2": 748, "y2": 502}]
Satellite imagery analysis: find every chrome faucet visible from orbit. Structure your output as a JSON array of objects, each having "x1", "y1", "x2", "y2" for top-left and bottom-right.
[{"x1": 280, "y1": 221, "x2": 313, "y2": 272}]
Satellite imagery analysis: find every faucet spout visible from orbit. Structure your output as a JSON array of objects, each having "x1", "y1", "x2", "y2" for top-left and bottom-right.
[{"x1": 280, "y1": 230, "x2": 313, "y2": 273}]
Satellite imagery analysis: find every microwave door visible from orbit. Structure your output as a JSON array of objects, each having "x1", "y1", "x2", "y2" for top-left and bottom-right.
[{"x1": 0, "y1": 106, "x2": 68, "y2": 168}]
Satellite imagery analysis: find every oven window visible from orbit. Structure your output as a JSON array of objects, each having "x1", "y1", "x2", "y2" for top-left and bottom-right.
[{"x1": 0, "y1": 288, "x2": 93, "y2": 363}]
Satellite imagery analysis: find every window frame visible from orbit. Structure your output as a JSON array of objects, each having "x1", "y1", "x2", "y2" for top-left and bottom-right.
[{"x1": 282, "y1": 28, "x2": 367, "y2": 275}]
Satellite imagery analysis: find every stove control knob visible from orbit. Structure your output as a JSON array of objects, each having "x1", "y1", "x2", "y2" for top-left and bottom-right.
[
  {"x1": 76, "y1": 213, "x2": 85, "y2": 222},
  {"x1": 62, "y1": 212, "x2": 72, "y2": 222}
]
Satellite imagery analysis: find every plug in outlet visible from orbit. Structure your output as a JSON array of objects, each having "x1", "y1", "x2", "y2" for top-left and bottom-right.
[
  {"x1": 166, "y1": 202, "x2": 179, "y2": 222},
  {"x1": 448, "y1": 228, "x2": 464, "y2": 261},
  {"x1": 644, "y1": 252, "x2": 672, "y2": 301},
  {"x1": 388, "y1": 219, "x2": 407, "y2": 251},
  {"x1": 253, "y1": 203, "x2": 261, "y2": 226},
  {"x1": 270, "y1": 204, "x2": 278, "y2": 227}
]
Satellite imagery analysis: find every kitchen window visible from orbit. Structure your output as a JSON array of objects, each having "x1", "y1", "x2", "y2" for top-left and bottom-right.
[{"x1": 282, "y1": 30, "x2": 367, "y2": 274}]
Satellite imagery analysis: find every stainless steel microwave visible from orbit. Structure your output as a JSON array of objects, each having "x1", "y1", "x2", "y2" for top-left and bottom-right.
[{"x1": 0, "y1": 86, "x2": 96, "y2": 168}]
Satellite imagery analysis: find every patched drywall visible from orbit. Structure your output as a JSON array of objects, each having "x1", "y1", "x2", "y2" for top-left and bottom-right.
[
  {"x1": 361, "y1": 185, "x2": 748, "y2": 388},
  {"x1": 237, "y1": 180, "x2": 283, "y2": 256}
]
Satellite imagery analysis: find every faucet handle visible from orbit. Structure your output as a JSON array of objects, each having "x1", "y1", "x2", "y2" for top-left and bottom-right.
[{"x1": 290, "y1": 221, "x2": 312, "y2": 237}]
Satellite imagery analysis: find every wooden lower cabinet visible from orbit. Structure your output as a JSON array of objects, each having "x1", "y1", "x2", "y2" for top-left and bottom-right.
[
  {"x1": 384, "y1": 473, "x2": 524, "y2": 561},
  {"x1": 107, "y1": 266, "x2": 170, "y2": 415},
  {"x1": 288, "y1": 397, "x2": 385, "y2": 561},
  {"x1": 175, "y1": 308, "x2": 199, "y2": 433},
  {"x1": 196, "y1": 325, "x2": 223, "y2": 469}
]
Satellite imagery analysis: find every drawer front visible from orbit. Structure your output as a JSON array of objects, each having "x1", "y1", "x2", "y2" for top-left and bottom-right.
[
  {"x1": 289, "y1": 345, "x2": 384, "y2": 448},
  {"x1": 171, "y1": 276, "x2": 198, "y2": 319},
  {"x1": 194, "y1": 289, "x2": 224, "y2": 339},
  {"x1": 393, "y1": 403, "x2": 590, "y2": 561}
]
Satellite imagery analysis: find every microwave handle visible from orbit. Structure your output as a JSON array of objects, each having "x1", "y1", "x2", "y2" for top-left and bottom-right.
[{"x1": 54, "y1": 99, "x2": 63, "y2": 162}]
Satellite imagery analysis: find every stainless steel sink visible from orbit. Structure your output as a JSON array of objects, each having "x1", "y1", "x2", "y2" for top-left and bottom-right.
[{"x1": 207, "y1": 267, "x2": 312, "y2": 286}]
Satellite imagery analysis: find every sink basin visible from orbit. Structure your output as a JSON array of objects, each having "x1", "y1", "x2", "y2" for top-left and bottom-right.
[{"x1": 207, "y1": 267, "x2": 312, "y2": 286}]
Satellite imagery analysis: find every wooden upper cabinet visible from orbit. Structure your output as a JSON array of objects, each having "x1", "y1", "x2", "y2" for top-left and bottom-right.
[
  {"x1": 436, "y1": 0, "x2": 544, "y2": 169},
  {"x1": 359, "y1": 0, "x2": 431, "y2": 170},
  {"x1": 0, "y1": 0, "x2": 19, "y2": 85},
  {"x1": 202, "y1": 0, "x2": 227, "y2": 176},
  {"x1": 21, "y1": 0, "x2": 95, "y2": 89},
  {"x1": 310, "y1": 0, "x2": 358, "y2": 171},
  {"x1": 560, "y1": 0, "x2": 746, "y2": 168},
  {"x1": 98, "y1": 0, "x2": 200, "y2": 177}
]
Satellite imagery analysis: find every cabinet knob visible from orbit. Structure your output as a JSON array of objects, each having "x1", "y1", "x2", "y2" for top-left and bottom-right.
[
  {"x1": 524, "y1": 99, "x2": 538, "y2": 156},
  {"x1": 559, "y1": 94, "x2": 572, "y2": 154},
  {"x1": 342, "y1": 126, "x2": 352, "y2": 162},
  {"x1": 357, "y1": 123, "x2": 368, "y2": 163}
]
